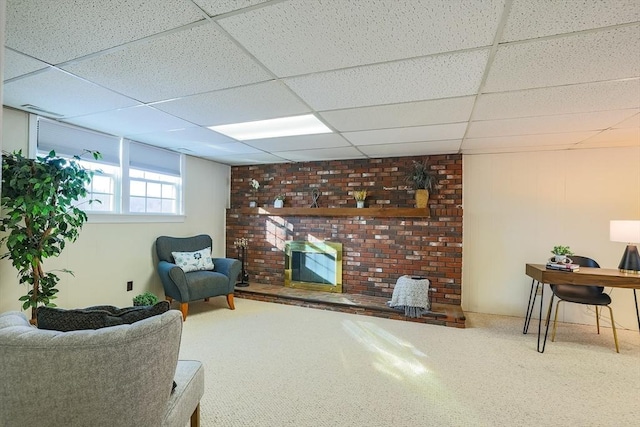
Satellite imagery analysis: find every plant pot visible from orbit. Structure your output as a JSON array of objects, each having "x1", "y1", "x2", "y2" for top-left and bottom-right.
[
  {"x1": 249, "y1": 201, "x2": 257, "y2": 208},
  {"x1": 415, "y1": 189, "x2": 429, "y2": 208},
  {"x1": 356, "y1": 200, "x2": 365, "y2": 208},
  {"x1": 274, "y1": 199, "x2": 284, "y2": 208}
]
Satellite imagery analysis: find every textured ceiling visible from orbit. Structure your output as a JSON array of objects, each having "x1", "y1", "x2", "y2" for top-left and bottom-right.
[{"x1": 3, "y1": 0, "x2": 639, "y2": 165}]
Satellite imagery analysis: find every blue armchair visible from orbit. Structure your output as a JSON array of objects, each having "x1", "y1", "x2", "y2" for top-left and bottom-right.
[{"x1": 156, "y1": 235, "x2": 241, "y2": 320}]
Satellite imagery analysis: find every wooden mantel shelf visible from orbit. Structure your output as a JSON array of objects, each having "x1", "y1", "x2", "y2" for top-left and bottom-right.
[{"x1": 231, "y1": 207, "x2": 431, "y2": 218}]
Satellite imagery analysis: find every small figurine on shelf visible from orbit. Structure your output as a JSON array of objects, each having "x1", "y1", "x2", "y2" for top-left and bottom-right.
[{"x1": 234, "y1": 237, "x2": 250, "y2": 286}]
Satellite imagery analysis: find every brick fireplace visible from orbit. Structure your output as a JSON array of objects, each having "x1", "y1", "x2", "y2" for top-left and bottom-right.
[{"x1": 226, "y1": 155, "x2": 462, "y2": 318}]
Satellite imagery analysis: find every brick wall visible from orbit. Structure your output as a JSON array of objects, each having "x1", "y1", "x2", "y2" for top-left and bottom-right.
[{"x1": 226, "y1": 155, "x2": 462, "y2": 306}]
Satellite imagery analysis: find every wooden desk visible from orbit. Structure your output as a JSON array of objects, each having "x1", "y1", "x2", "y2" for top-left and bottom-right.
[{"x1": 524, "y1": 263, "x2": 640, "y2": 353}]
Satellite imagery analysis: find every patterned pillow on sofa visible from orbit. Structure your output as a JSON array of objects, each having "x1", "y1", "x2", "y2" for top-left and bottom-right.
[
  {"x1": 37, "y1": 301, "x2": 170, "y2": 332},
  {"x1": 171, "y1": 247, "x2": 215, "y2": 273}
]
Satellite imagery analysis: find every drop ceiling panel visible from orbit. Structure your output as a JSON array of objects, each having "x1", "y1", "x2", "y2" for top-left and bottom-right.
[
  {"x1": 576, "y1": 127, "x2": 640, "y2": 147},
  {"x1": 209, "y1": 152, "x2": 289, "y2": 165},
  {"x1": 244, "y1": 133, "x2": 351, "y2": 152},
  {"x1": 613, "y1": 113, "x2": 640, "y2": 129},
  {"x1": 502, "y1": 0, "x2": 640, "y2": 42},
  {"x1": 344, "y1": 123, "x2": 467, "y2": 146},
  {"x1": 193, "y1": 0, "x2": 271, "y2": 17},
  {"x1": 320, "y1": 97, "x2": 475, "y2": 132},
  {"x1": 359, "y1": 140, "x2": 462, "y2": 158},
  {"x1": 5, "y1": 0, "x2": 204, "y2": 64},
  {"x1": 3, "y1": 68, "x2": 140, "y2": 118},
  {"x1": 124, "y1": 126, "x2": 236, "y2": 149},
  {"x1": 485, "y1": 25, "x2": 640, "y2": 92},
  {"x1": 462, "y1": 131, "x2": 599, "y2": 150},
  {"x1": 181, "y1": 141, "x2": 264, "y2": 156},
  {"x1": 468, "y1": 109, "x2": 640, "y2": 138},
  {"x1": 276, "y1": 147, "x2": 366, "y2": 162},
  {"x1": 3, "y1": 49, "x2": 48, "y2": 80},
  {"x1": 462, "y1": 144, "x2": 576, "y2": 155},
  {"x1": 64, "y1": 106, "x2": 195, "y2": 137},
  {"x1": 218, "y1": 0, "x2": 503, "y2": 76},
  {"x1": 62, "y1": 23, "x2": 271, "y2": 103},
  {"x1": 474, "y1": 79, "x2": 640, "y2": 121},
  {"x1": 284, "y1": 50, "x2": 490, "y2": 111},
  {"x1": 152, "y1": 81, "x2": 310, "y2": 126}
]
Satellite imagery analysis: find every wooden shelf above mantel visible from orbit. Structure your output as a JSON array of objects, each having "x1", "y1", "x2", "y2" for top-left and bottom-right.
[{"x1": 230, "y1": 207, "x2": 431, "y2": 218}]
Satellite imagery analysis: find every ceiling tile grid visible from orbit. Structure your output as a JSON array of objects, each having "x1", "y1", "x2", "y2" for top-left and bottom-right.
[
  {"x1": 61, "y1": 23, "x2": 272, "y2": 103},
  {"x1": 152, "y1": 81, "x2": 310, "y2": 126},
  {"x1": 5, "y1": 0, "x2": 205, "y2": 64},
  {"x1": 2, "y1": 0, "x2": 639, "y2": 165},
  {"x1": 217, "y1": 0, "x2": 504, "y2": 76},
  {"x1": 2, "y1": 68, "x2": 141, "y2": 118},
  {"x1": 283, "y1": 50, "x2": 490, "y2": 111}
]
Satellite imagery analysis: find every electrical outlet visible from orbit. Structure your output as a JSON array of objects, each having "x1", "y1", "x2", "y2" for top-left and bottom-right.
[{"x1": 127, "y1": 281, "x2": 133, "y2": 291}]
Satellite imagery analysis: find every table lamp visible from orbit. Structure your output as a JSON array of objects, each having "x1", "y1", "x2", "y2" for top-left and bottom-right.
[{"x1": 610, "y1": 220, "x2": 640, "y2": 274}]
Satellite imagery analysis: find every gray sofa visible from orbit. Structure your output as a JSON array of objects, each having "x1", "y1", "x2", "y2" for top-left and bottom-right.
[
  {"x1": 156, "y1": 234, "x2": 241, "y2": 320},
  {"x1": 0, "y1": 310, "x2": 204, "y2": 427}
]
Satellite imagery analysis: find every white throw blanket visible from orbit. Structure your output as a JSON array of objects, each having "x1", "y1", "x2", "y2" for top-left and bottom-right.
[{"x1": 389, "y1": 275, "x2": 430, "y2": 317}]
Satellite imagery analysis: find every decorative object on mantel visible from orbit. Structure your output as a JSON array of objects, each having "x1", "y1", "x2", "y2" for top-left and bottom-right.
[
  {"x1": 274, "y1": 194, "x2": 285, "y2": 208},
  {"x1": 353, "y1": 190, "x2": 367, "y2": 208},
  {"x1": 388, "y1": 275, "x2": 431, "y2": 317},
  {"x1": 249, "y1": 178, "x2": 260, "y2": 208},
  {"x1": 234, "y1": 238, "x2": 250, "y2": 286},
  {"x1": 310, "y1": 188, "x2": 321, "y2": 208},
  {"x1": 550, "y1": 245, "x2": 573, "y2": 264},
  {"x1": 406, "y1": 160, "x2": 436, "y2": 208}
]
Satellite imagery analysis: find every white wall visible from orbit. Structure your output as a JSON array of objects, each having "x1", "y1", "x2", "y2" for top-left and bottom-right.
[
  {"x1": 463, "y1": 147, "x2": 640, "y2": 330},
  {"x1": 0, "y1": 107, "x2": 231, "y2": 312}
]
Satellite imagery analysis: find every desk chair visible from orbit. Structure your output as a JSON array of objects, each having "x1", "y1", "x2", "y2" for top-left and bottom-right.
[{"x1": 549, "y1": 255, "x2": 619, "y2": 353}]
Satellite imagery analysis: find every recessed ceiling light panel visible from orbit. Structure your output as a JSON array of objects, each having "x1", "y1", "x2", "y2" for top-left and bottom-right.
[{"x1": 209, "y1": 114, "x2": 332, "y2": 141}]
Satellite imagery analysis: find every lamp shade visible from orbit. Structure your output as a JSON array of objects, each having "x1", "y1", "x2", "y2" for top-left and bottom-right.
[
  {"x1": 609, "y1": 220, "x2": 640, "y2": 243},
  {"x1": 610, "y1": 220, "x2": 640, "y2": 273}
]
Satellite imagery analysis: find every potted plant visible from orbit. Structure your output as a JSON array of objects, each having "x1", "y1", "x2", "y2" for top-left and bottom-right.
[
  {"x1": 274, "y1": 194, "x2": 285, "y2": 208},
  {"x1": 353, "y1": 190, "x2": 367, "y2": 208},
  {"x1": 406, "y1": 160, "x2": 437, "y2": 208},
  {"x1": 132, "y1": 291, "x2": 159, "y2": 307},
  {"x1": 1, "y1": 150, "x2": 99, "y2": 322},
  {"x1": 551, "y1": 245, "x2": 574, "y2": 263}
]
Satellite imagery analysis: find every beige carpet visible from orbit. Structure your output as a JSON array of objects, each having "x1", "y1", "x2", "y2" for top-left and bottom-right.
[{"x1": 178, "y1": 298, "x2": 640, "y2": 427}]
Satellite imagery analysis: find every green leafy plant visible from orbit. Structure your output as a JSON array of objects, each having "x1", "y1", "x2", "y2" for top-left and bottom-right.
[
  {"x1": 132, "y1": 291, "x2": 159, "y2": 306},
  {"x1": 551, "y1": 245, "x2": 573, "y2": 256},
  {"x1": 406, "y1": 160, "x2": 437, "y2": 191},
  {"x1": 274, "y1": 194, "x2": 286, "y2": 201},
  {"x1": 1, "y1": 149, "x2": 100, "y2": 321}
]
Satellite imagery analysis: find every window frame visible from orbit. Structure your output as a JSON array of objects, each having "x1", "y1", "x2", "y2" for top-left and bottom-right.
[{"x1": 29, "y1": 115, "x2": 186, "y2": 223}]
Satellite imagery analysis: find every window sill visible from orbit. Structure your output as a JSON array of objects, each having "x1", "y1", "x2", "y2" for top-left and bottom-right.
[{"x1": 87, "y1": 213, "x2": 186, "y2": 224}]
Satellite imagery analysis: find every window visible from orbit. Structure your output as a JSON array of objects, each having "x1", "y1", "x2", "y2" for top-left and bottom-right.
[{"x1": 34, "y1": 117, "x2": 183, "y2": 216}]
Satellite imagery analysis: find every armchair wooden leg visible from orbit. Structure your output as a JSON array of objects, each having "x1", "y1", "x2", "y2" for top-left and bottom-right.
[
  {"x1": 226, "y1": 293, "x2": 235, "y2": 310},
  {"x1": 190, "y1": 403, "x2": 200, "y2": 427},
  {"x1": 204, "y1": 298, "x2": 210, "y2": 302},
  {"x1": 180, "y1": 303, "x2": 189, "y2": 320}
]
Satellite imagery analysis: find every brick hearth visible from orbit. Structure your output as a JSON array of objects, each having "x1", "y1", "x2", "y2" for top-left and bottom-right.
[{"x1": 226, "y1": 155, "x2": 464, "y2": 327}]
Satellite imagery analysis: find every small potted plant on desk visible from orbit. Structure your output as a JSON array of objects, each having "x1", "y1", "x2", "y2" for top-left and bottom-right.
[
  {"x1": 551, "y1": 245, "x2": 573, "y2": 263},
  {"x1": 353, "y1": 190, "x2": 367, "y2": 208},
  {"x1": 274, "y1": 194, "x2": 285, "y2": 208}
]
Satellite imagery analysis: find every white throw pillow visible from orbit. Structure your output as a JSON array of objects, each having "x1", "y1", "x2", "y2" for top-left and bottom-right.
[{"x1": 171, "y1": 247, "x2": 215, "y2": 273}]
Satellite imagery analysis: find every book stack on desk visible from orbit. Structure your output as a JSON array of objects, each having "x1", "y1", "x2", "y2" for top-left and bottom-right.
[{"x1": 546, "y1": 262, "x2": 580, "y2": 272}]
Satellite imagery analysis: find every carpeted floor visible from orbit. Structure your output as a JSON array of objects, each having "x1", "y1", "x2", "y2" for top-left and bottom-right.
[{"x1": 178, "y1": 298, "x2": 640, "y2": 427}]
